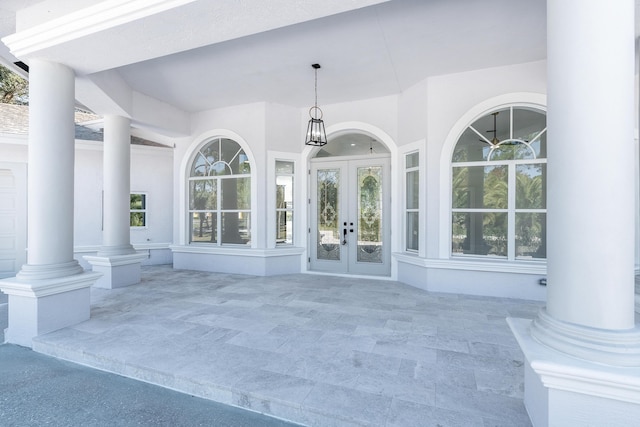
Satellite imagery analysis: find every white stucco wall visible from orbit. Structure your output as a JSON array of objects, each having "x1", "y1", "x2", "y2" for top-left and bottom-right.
[
  {"x1": 266, "y1": 102, "x2": 302, "y2": 153},
  {"x1": 398, "y1": 78, "x2": 428, "y2": 147},
  {"x1": 74, "y1": 141, "x2": 173, "y2": 249},
  {"x1": 317, "y1": 94, "x2": 399, "y2": 144},
  {"x1": 74, "y1": 142, "x2": 103, "y2": 246},
  {"x1": 0, "y1": 135, "x2": 174, "y2": 274},
  {"x1": 170, "y1": 60, "x2": 553, "y2": 298}
]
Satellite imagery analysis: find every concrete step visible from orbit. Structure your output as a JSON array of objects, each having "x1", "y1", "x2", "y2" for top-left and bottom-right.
[{"x1": 33, "y1": 336, "x2": 366, "y2": 427}]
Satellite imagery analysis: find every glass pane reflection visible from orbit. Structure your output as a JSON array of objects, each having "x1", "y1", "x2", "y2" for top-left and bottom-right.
[
  {"x1": 516, "y1": 213, "x2": 546, "y2": 259},
  {"x1": 190, "y1": 212, "x2": 216, "y2": 243},
  {"x1": 516, "y1": 164, "x2": 546, "y2": 209},
  {"x1": 358, "y1": 166, "x2": 382, "y2": 263},
  {"x1": 317, "y1": 169, "x2": 340, "y2": 261},
  {"x1": 452, "y1": 166, "x2": 507, "y2": 209},
  {"x1": 221, "y1": 212, "x2": 250, "y2": 245},
  {"x1": 452, "y1": 212, "x2": 507, "y2": 257}
]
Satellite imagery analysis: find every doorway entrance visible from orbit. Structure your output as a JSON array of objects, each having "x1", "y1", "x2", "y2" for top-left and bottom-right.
[{"x1": 309, "y1": 155, "x2": 390, "y2": 276}]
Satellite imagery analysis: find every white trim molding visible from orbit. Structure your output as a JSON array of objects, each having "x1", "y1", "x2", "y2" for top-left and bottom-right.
[
  {"x1": 170, "y1": 245, "x2": 304, "y2": 258},
  {"x1": 3, "y1": 0, "x2": 196, "y2": 58},
  {"x1": 509, "y1": 317, "x2": 640, "y2": 426},
  {"x1": 0, "y1": 271, "x2": 101, "y2": 298},
  {"x1": 394, "y1": 252, "x2": 546, "y2": 275},
  {"x1": 179, "y1": 130, "x2": 257, "y2": 248}
]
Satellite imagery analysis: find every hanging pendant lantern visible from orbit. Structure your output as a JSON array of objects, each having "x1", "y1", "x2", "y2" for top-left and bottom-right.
[{"x1": 305, "y1": 64, "x2": 327, "y2": 146}]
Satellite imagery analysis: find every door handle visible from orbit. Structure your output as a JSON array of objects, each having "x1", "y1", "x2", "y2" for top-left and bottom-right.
[{"x1": 342, "y1": 228, "x2": 348, "y2": 245}]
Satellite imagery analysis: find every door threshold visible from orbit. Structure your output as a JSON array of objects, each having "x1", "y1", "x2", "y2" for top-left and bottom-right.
[{"x1": 305, "y1": 270, "x2": 392, "y2": 281}]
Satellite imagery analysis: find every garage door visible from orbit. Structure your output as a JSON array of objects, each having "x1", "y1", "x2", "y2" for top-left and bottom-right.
[{"x1": 0, "y1": 164, "x2": 26, "y2": 279}]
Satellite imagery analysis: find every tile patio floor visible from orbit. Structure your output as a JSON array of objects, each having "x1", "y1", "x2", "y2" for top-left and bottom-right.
[{"x1": 32, "y1": 265, "x2": 543, "y2": 426}]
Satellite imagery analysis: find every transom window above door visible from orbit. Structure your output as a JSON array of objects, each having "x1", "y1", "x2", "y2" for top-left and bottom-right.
[
  {"x1": 451, "y1": 106, "x2": 547, "y2": 260},
  {"x1": 315, "y1": 133, "x2": 389, "y2": 158}
]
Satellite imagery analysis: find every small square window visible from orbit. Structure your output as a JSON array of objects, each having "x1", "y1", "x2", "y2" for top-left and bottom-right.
[{"x1": 130, "y1": 193, "x2": 147, "y2": 227}]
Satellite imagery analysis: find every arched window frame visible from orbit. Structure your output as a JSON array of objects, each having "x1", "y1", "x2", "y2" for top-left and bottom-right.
[
  {"x1": 441, "y1": 95, "x2": 547, "y2": 262},
  {"x1": 187, "y1": 136, "x2": 253, "y2": 247}
]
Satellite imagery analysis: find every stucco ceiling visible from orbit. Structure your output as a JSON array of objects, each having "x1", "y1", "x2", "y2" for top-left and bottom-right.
[
  {"x1": 116, "y1": 0, "x2": 548, "y2": 112},
  {"x1": 1, "y1": 0, "x2": 640, "y2": 116}
]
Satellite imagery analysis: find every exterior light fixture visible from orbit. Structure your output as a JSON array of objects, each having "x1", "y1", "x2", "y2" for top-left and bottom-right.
[
  {"x1": 305, "y1": 63, "x2": 327, "y2": 146},
  {"x1": 489, "y1": 112, "x2": 500, "y2": 145}
]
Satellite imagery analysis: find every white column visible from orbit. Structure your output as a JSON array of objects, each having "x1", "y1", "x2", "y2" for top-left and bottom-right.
[
  {"x1": 508, "y1": 1, "x2": 640, "y2": 425},
  {"x1": 85, "y1": 115, "x2": 146, "y2": 288},
  {"x1": 21, "y1": 59, "x2": 83, "y2": 278},
  {"x1": 530, "y1": 0, "x2": 640, "y2": 365},
  {"x1": 99, "y1": 115, "x2": 136, "y2": 256},
  {"x1": 0, "y1": 59, "x2": 100, "y2": 347}
]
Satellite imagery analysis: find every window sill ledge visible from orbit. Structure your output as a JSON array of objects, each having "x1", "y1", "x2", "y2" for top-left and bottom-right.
[
  {"x1": 171, "y1": 245, "x2": 305, "y2": 258},
  {"x1": 393, "y1": 252, "x2": 546, "y2": 275}
]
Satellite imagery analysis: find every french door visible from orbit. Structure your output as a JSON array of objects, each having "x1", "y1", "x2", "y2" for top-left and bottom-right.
[{"x1": 309, "y1": 156, "x2": 390, "y2": 276}]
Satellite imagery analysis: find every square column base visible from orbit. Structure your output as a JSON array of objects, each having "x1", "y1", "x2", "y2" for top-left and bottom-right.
[
  {"x1": 0, "y1": 271, "x2": 101, "y2": 348},
  {"x1": 509, "y1": 318, "x2": 640, "y2": 426},
  {"x1": 84, "y1": 253, "x2": 148, "y2": 289}
]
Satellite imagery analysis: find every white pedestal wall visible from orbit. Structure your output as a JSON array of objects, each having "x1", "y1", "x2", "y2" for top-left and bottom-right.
[{"x1": 510, "y1": 318, "x2": 640, "y2": 427}]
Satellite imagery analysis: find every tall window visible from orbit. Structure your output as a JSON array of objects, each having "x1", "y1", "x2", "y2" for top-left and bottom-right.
[
  {"x1": 405, "y1": 152, "x2": 419, "y2": 252},
  {"x1": 130, "y1": 193, "x2": 146, "y2": 227},
  {"x1": 451, "y1": 106, "x2": 547, "y2": 260},
  {"x1": 275, "y1": 160, "x2": 294, "y2": 245},
  {"x1": 188, "y1": 138, "x2": 251, "y2": 245}
]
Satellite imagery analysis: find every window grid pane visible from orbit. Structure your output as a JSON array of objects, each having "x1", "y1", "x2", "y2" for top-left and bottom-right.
[
  {"x1": 406, "y1": 170, "x2": 419, "y2": 209},
  {"x1": 405, "y1": 152, "x2": 420, "y2": 253},
  {"x1": 190, "y1": 212, "x2": 216, "y2": 243},
  {"x1": 275, "y1": 162, "x2": 294, "y2": 246},
  {"x1": 130, "y1": 193, "x2": 146, "y2": 227},
  {"x1": 406, "y1": 211, "x2": 419, "y2": 251},
  {"x1": 451, "y1": 106, "x2": 546, "y2": 260},
  {"x1": 188, "y1": 138, "x2": 251, "y2": 246},
  {"x1": 515, "y1": 212, "x2": 546, "y2": 259},
  {"x1": 516, "y1": 164, "x2": 546, "y2": 209}
]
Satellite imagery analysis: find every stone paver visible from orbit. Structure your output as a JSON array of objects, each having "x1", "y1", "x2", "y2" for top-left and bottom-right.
[
  {"x1": 29, "y1": 265, "x2": 542, "y2": 426},
  {"x1": 0, "y1": 344, "x2": 301, "y2": 427},
  {"x1": 0, "y1": 291, "x2": 7, "y2": 343}
]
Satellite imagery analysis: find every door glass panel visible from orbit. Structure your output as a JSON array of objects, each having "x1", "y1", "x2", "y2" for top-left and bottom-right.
[
  {"x1": 317, "y1": 169, "x2": 340, "y2": 261},
  {"x1": 357, "y1": 166, "x2": 382, "y2": 263}
]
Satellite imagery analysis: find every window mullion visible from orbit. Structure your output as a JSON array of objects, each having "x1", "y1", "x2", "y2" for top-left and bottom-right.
[
  {"x1": 216, "y1": 178, "x2": 222, "y2": 246},
  {"x1": 508, "y1": 163, "x2": 516, "y2": 260}
]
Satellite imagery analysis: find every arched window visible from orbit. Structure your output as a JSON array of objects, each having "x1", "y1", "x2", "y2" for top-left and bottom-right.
[
  {"x1": 451, "y1": 106, "x2": 546, "y2": 260},
  {"x1": 188, "y1": 138, "x2": 251, "y2": 245}
]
